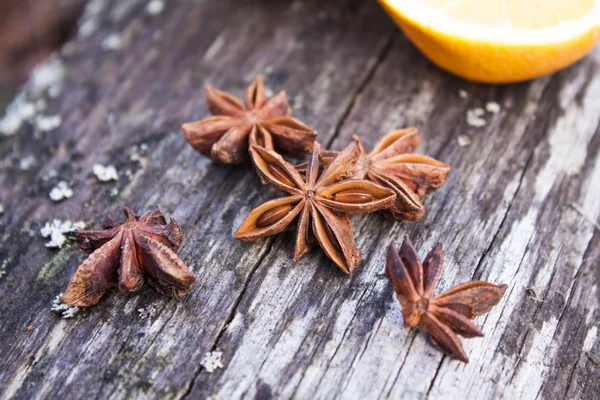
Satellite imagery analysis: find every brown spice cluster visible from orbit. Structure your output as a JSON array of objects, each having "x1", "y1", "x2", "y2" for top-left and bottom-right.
[
  {"x1": 54, "y1": 75, "x2": 507, "y2": 366},
  {"x1": 59, "y1": 77, "x2": 456, "y2": 314},
  {"x1": 180, "y1": 76, "x2": 451, "y2": 272}
]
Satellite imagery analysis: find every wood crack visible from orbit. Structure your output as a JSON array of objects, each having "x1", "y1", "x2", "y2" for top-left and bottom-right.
[{"x1": 180, "y1": 237, "x2": 276, "y2": 399}]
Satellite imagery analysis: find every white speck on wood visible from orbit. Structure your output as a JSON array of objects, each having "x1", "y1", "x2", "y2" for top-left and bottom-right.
[
  {"x1": 102, "y1": 33, "x2": 123, "y2": 51},
  {"x1": 457, "y1": 135, "x2": 472, "y2": 147},
  {"x1": 40, "y1": 220, "x2": 85, "y2": 249},
  {"x1": 19, "y1": 155, "x2": 38, "y2": 171},
  {"x1": 0, "y1": 260, "x2": 7, "y2": 279},
  {"x1": 51, "y1": 294, "x2": 80, "y2": 319},
  {"x1": 0, "y1": 94, "x2": 36, "y2": 136},
  {"x1": 486, "y1": 102, "x2": 501, "y2": 113},
  {"x1": 30, "y1": 58, "x2": 65, "y2": 96},
  {"x1": 35, "y1": 115, "x2": 62, "y2": 132},
  {"x1": 458, "y1": 89, "x2": 468, "y2": 98},
  {"x1": 201, "y1": 351, "x2": 224, "y2": 373},
  {"x1": 146, "y1": 0, "x2": 164, "y2": 15},
  {"x1": 49, "y1": 181, "x2": 74, "y2": 202},
  {"x1": 93, "y1": 164, "x2": 119, "y2": 182},
  {"x1": 466, "y1": 108, "x2": 486, "y2": 127}
]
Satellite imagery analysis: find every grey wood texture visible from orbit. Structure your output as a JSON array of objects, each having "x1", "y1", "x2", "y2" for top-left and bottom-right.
[{"x1": 0, "y1": 0, "x2": 599, "y2": 399}]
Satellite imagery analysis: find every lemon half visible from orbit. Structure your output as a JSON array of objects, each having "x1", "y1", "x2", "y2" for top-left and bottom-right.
[{"x1": 379, "y1": 0, "x2": 600, "y2": 83}]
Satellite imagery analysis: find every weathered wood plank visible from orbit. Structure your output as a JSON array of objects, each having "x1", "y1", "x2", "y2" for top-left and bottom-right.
[{"x1": 1, "y1": 0, "x2": 599, "y2": 399}]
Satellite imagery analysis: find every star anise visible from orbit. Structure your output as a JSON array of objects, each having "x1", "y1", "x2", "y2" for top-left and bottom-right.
[
  {"x1": 234, "y1": 139, "x2": 396, "y2": 273},
  {"x1": 296, "y1": 128, "x2": 451, "y2": 221},
  {"x1": 386, "y1": 237, "x2": 507, "y2": 362},
  {"x1": 60, "y1": 207, "x2": 197, "y2": 307},
  {"x1": 182, "y1": 76, "x2": 317, "y2": 164}
]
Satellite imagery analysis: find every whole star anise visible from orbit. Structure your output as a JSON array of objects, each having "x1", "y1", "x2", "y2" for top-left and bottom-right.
[
  {"x1": 234, "y1": 139, "x2": 396, "y2": 273},
  {"x1": 297, "y1": 128, "x2": 450, "y2": 221},
  {"x1": 386, "y1": 237, "x2": 507, "y2": 362},
  {"x1": 182, "y1": 76, "x2": 317, "y2": 164},
  {"x1": 60, "y1": 207, "x2": 197, "y2": 307}
]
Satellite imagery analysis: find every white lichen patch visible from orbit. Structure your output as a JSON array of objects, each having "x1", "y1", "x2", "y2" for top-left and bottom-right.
[
  {"x1": 201, "y1": 351, "x2": 224, "y2": 373},
  {"x1": 93, "y1": 164, "x2": 119, "y2": 182},
  {"x1": 458, "y1": 89, "x2": 468, "y2": 99},
  {"x1": 19, "y1": 155, "x2": 38, "y2": 171},
  {"x1": 0, "y1": 94, "x2": 36, "y2": 136},
  {"x1": 49, "y1": 181, "x2": 74, "y2": 202},
  {"x1": 146, "y1": 0, "x2": 164, "y2": 15},
  {"x1": 486, "y1": 101, "x2": 501, "y2": 113},
  {"x1": 40, "y1": 220, "x2": 85, "y2": 249},
  {"x1": 102, "y1": 33, "x2": 123, "y2": 51},
  {"x1": 0, "y1": 260, "x2": 7, "y2": 279},
  {"x1": 138, "y1": 304, "x2": 158, "y2": 319},
  {"x1": 457, "y1": 135, "x2": 472, "y2": 147},
  {"x1": 466, "y1": 107, "x2": 486, "y2": 127},
  {"x1": 129, "y1": 143, "x2": 149, "y2": 163},
  {"x1": 35, "y1": 115, "x2": 62, "y2": 132},
  {"x1": 31, "y1": 58, "x2": 65, "y2": 97},
  {"x1": 51, "y1": 293, "x2": 80, "y2": 319},
  {"x1": 77, "y1": 0, "x2": 106, "y2": 38},
  {"x1": 0, "y1": 57, "x2": 66, "y2": 136}
]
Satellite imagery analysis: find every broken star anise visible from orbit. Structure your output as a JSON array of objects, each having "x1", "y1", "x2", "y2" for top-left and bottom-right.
[
  {"x1": 182, "y1": 75, "x2": 317, "y2": 164},
  {"x1": 386, "y1": 237, "x2": 507, "y2": 362},
  {"x1": 234, "y1": 139, "x2": 396, "y2": 273},
  {"x1": 297, "y1": 128, "x2": 451, "y2": 221},
  {"x1": 61, "y1": 207, "x2": 197, "y2": 307}
]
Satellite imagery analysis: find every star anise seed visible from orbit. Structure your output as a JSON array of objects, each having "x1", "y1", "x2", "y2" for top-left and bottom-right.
[
  {"x1": 296, "y1": 128, "x2": 451, "y2": 221},
  {"x1": 61, "y1": 207, "x2": 197, "y2": 307},
  {"x1": 182, "y1": 76, "x2": 317, "y2": 164},
  {"x1": 386, "y1": 236, "x2": 507, "y2": 362},
  {"x1": 234, "y1": 139, "x2": 396, "y2": 273}
]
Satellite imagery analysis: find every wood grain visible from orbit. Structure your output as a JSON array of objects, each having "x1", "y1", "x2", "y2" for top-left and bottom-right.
[{"x1": 0, "y1": 0, "x2": 598, "y2": 399}]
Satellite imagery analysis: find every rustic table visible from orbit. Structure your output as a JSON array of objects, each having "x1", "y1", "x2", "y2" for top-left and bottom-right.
[{"x1": 1, "y1": 0, "x2": 599, "y2": 399}]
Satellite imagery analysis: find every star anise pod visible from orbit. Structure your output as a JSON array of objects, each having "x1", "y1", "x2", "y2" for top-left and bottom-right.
[
  {"x1": 182, "y1": 76, "x2": 317, "y2": 164},
  {"x1": 60, "y1": 207, "x2": 197, "y2": 307},
  {"x1": 234, "y1": 139, "x2": 396, "y2": 273},
  {"x1": 386, "y1": 237, "x2": 507, "y2": 362},
  {"x1": 296, "y1": 128, "x2": 451, "y2": 221}
]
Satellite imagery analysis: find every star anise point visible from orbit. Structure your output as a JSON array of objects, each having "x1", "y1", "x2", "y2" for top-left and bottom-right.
[
  {"x1": 183, "y1": 76, "x2": 317, "y2": 164},
  {"x1": 236, "y1": 141, "x2": 396, "y2": 272},
  {"x1": 386, "y1": 237, "x2": 506, "y2": 362},
  {"x1": 61, "y1": 207, "x2": 197, "y2": 307}
]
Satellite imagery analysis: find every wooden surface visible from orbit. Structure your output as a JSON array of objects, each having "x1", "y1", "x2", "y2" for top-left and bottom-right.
[{"x1": 1, "y1": 0, "x2": 599, "y2": 399}]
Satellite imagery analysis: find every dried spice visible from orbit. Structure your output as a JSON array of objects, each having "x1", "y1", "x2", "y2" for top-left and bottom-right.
[
  {"x1": 235, "y1": 139, "x2": 396, "y2": 273},
  {"x1": 297, "y1": 128, "x2": 450, "y2": 221},
  {"x1": 182, "y1": 76, "x2": 317, "y2": 164},
  {"x1": 386, "y1": 237, "x2": 507, "y2": 362},
  {"x1": 61, "y1": 207, "x2": 197, "y2": 307}
]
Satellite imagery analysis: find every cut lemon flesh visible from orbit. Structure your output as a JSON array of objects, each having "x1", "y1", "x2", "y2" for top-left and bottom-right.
[{"x1": 379, "y1": 0, "x2": 600, "y2": 83}]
